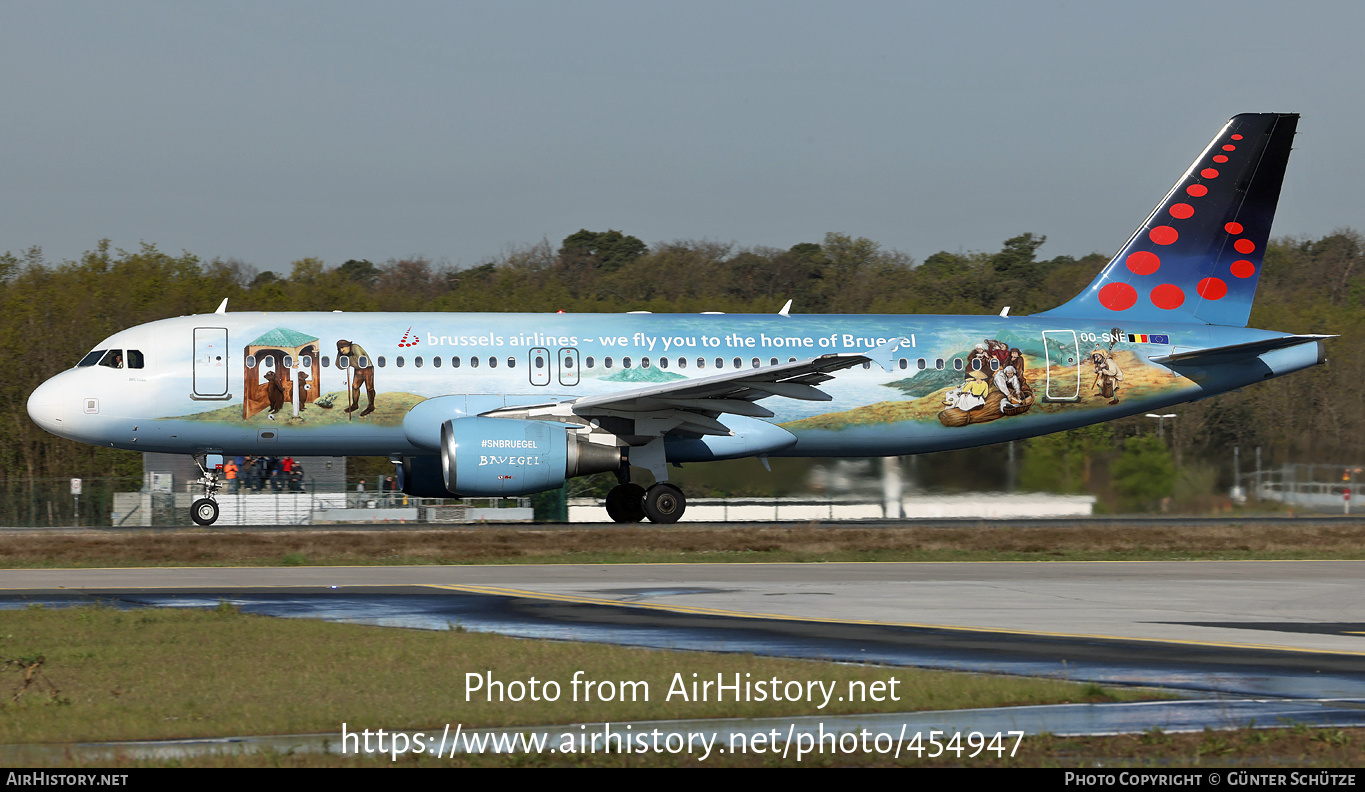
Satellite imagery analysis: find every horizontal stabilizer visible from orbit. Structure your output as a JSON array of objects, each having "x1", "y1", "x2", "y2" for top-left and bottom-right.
[{"x1": 1149, "y1": 334, "x2": 1333, "y2": 366}]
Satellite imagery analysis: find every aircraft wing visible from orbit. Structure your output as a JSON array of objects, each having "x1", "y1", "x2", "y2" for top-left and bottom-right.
[{"x1": 483, "y1": 352, "x2": 870, "y2": 439}]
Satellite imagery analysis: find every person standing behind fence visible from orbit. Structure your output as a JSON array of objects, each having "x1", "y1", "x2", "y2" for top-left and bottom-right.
[{"x1": 223, "y1": 459, "x2": 238, "y2": 494}]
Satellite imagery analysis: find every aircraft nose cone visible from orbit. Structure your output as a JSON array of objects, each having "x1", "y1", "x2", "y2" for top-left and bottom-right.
[{"x1": 27, "y1": 377, "x2": 69, "y2": 435}]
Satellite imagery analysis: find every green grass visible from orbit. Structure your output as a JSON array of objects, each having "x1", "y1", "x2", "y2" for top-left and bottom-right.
[{"x1": 0, "y1": 605, "x2": 1154, "y2": 746}]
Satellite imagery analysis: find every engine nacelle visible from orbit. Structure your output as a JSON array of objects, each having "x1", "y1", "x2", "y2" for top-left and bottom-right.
[{"x1": 418, "y1": 416, "x2": 620, "y2": 497}]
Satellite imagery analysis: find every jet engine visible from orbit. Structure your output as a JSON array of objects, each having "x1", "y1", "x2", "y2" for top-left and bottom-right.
[{"x1": 400, "y1": 417, "x2": 620, "y2": 498}]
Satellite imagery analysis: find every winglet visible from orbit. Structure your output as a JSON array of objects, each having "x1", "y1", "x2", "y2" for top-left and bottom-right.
[
  {"x1": 778, "y1": 299, "x2": 793, "y2": 318},
  {"x1": 214, "y1": 298, "x2": 228, "y2": 315}
]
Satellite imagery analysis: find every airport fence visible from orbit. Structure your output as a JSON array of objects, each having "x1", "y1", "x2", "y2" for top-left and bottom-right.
[{"x1": 0, "y1": 477, "x2": 142, "y2": 527}]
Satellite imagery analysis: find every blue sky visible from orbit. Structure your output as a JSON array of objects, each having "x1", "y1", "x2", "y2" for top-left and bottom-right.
[{"x1": 4, "y1": 1, "x2": 1362, "y2": 273}]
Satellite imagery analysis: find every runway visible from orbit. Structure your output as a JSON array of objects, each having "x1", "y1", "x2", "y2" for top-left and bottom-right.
[{"x1": 4, "y1": 560, "x2": 1365, "y2": 737}]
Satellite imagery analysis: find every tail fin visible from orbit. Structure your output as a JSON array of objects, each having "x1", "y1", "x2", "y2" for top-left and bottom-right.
[{"x1": 1039, "y1": 113, "x2": 1298, "y2": 327}]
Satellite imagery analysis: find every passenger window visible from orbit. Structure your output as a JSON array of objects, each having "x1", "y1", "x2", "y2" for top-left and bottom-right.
[
  {"x1": 732, "y1": 358, "x2": 741, "y2": 369},
  {"x1": 507, "y1": 357, "x2": 516, "y2": 368},
  {"x1": 677, "y1": 358, "x2": 686, "y2": 369},
  {"x1": 433, "y1": 356, "x2": 442, "y2": 368},
  {"x1": 695, "y1": 358, "x2": 704, "y2": 369},
  {"x1": 585, "y1": 356, "x2": 595, "y2": 368},
  {"x1": 862, "y1": 361, "x2": 871, "y2": 369},
  {"x1": 769, "y1": 358, "x2": 778, "y2": 366},
  {"x1": 378, "y1": 356, "x2": 387, "y2": 368},
  {"x1": 935, "y1": 359, "x2": 944, "y2": 370},
  {"x1": 283, "y1": 355, "x2": 294, "y2": 368},
  {"x1": 470, "y1": 357, "x2": 479, "y2": 369},
  {"x1": 605, "y1": 357, "x2": 613, "y2": 369},
  {"x1": 954, "y1": 359, "x2": 963, "y2": 371},
  {"x1": 535, "y1": 356, "x2": 545, "y2": 369},
  {"x1": 127, "y1": 349, "x2": 144, "y2": 369},
  {"x1": 658, "y1": 357, "x2": 668, "y2": 369},
  {"x1": 972, "y1": 358, "x2": 981, "y2": 371},
  {"x1": 899, "y1": 358, "x2": 908, "y2": 370},
  {"x1": 489, "y1": 357, "x2": 497, "y2": 368},
  {"x1": 641, "y1": 357, "x2": 650, "y2": 368},
  {"x1": 396, "y1": 357, "x2": 405, "y2": 368},
  {"x1": 357, "y1": 356, "x2": 370, "y2": 368},
  {"x1": 300, "y1": 355, "x2": 312, "y2": 368},
  {"x1": 562, "y1": 356, "x2": 572, "y2": 368},
  {"x1": 322, "y1": 355, "x2": 331, "y2": 368},
  {"x1": 623, "y1": 357, "x2": 632, "y2": 368},
  {"x1": 751, "y1": 358, "x2": 760, "y2": 368},
  {"x1": 415, "y1": 357, "x2": 423, "y2": 368},
  {"x1": 788, "y1": 357, "x2": 797, "y2": 363},
  {"x1": 990, "y1": 359, "x2": 999, "y2": 371},
  {"x1": 77, "y1": 349, "x2": 106, "y2": 367},
  {"x1": 245, "y1": 355, "x2": 257, "y2": 368},
  {"x1": 917, "y1": 358, "x2": 926, "y2": 370},
  {"x1": 452, "y1": 356, "x2": 461, "y2": 368}
]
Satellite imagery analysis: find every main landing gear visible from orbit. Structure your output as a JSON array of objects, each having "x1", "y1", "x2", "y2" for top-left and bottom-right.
[
  {"x1": 604, "y1": 464, "x2": 686, "y2": 524},
  {"x1": 190, "y1": 454, "x2": 223, "y2": 527}
]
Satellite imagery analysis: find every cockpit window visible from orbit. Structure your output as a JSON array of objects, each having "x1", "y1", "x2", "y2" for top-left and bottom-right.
[
  {"x1": 126, "y1": 349, "x2": 144, "y2": 369},
  {"x1": 98, "y1": 350, "x2": 124, "y2": 369},
  {"x1": 77, "y1": 350, "x2": 107, "y2": 367}
]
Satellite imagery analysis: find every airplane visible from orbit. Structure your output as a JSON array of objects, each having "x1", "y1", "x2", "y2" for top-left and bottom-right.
[{"x1": 27, "y1": 113, "x2": 1326, "y2": 527}]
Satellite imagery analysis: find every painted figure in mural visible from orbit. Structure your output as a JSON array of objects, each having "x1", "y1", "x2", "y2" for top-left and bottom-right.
[
  {"x1": 1007, "y1": 347, "x2": 1026, "y2": 377},
  {"x1": 952, "y1": 369, "x2": 991, "y2": 412},
  {"x1": 1090, "y1": 346, "x2": 1124, "y2": 405},
  {"x1": 296, "y1": 371, "x2": 310, "y2": 413},
  {"x1": 336, "y1": 339, "x2": 376, "y2": 417},
  {"x1": 264, "y1": 369, "x2": 286, "y2": 419},
  {"x1": 994, "y1": 365, "x2": 1026, "y2": 411},
  {"x1": 986, "y1": 339, "x2": 1010, "y2": 369},
  {"x1": 967, "y1": 343, "x2": 991, "y2": 373}
]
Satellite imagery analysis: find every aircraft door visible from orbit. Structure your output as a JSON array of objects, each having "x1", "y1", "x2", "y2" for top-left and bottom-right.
[
  {"x1": 1041, "y1": 330, "x2": 1081, "y2": 402},
  {"x1": 193, "y1": 327, "x2": 230, "y2": 399},
  {"x1": 558, "y1": 347, "x2": 579, "y2": 386},
  {"x1": 529, "y1": 347, "x2": 551, "y2": 386}
]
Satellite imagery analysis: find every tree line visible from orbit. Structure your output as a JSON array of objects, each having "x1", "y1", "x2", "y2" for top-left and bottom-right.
[{"x1": 2, "y1": 228, "x2": 1361, "y2": 505}]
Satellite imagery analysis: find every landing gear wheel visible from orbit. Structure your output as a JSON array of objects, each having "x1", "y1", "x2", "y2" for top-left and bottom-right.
[
  {"x1": 643, "y1": 483, "x2": 686, "y2": 524},
  {"x1": 605, "y1": 483, "x2": 646, "y2": 523},
  {"x1": 191, "y1": 498, "x2": 220, "y2": 526}
]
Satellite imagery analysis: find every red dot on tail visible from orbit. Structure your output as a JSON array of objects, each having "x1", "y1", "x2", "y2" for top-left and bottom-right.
[
  {"x1": 1126, "y1": 251, "x2": 1161, "y2": 275},
  {"x1": 1230, "y1": 259, "x2": 1256, "y2": 278},
  {"x1": 1197, "y1": 277, "x2": 1228, "y2": 300},
  {"x1": 1098, "y1": 282, "x2": 1138, "y2": 311},
  {"x1": 1231, "y1": 134, "x2": 1243, "y2": 140},
  {"x1": 1222, "y1": 144, "x2": 1236, "y2": 151},
  {"x1": 1186, "y1": 184, "x2": 1208, "y2": 197},
  {"x1": 1149, "y1": 226, "x2": 1179, "y2": 245},
  {"x1": 1169, "y1": 203, "x2": 1194, "y2": 219},
  {"x1": 1201, "y1": 168, "x2": 1220, "y2": 179},
  {"x1": 1213, "y1": 155, "x2": 1228, "y2": 163},
  {"x1": 1234, "y1": 239, "x2": 1256, "y2": 254},
  {"x1": 1150, "y1": 283, "x2": 1185, "y2": 310},
  {"x1": 1224, "y1": 222, "x2": 1244, "y2": 234}
]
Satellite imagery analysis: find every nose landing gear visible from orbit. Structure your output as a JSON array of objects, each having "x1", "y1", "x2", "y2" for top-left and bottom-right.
[
  {"x1": 191, "y1": 497, "x2": 220, "y2": 526},
  {"x1": 190, "y1": 454, "x2": 223, "y2": 526}
]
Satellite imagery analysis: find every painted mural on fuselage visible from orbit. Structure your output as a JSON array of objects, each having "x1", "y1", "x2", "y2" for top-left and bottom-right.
[{"x1": 123, "y1": 311, "x2": 1211, "y2": 457}]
